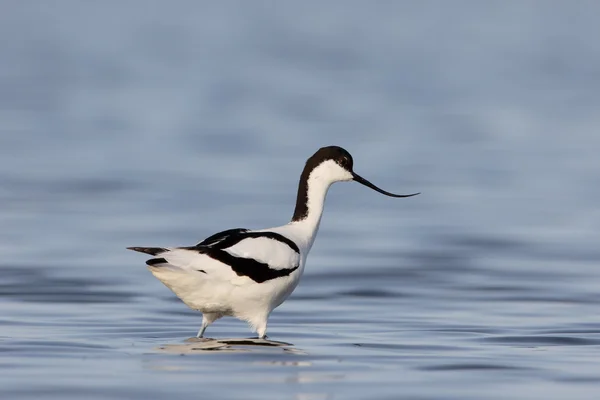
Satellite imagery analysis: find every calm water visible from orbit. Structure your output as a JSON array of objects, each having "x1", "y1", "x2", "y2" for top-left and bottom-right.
[{"x1": 2, "y1": 2, "x2": 600, "y2": 399}]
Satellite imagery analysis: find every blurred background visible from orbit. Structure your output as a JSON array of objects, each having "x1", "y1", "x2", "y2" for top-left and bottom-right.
[{"x1": 1, "y1": 1, "x2": 600, "y2": 399}]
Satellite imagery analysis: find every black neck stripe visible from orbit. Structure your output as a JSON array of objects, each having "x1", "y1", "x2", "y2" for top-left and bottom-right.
[
  {"x1": 291, "y1": 161, "x2": 313, "y2": 222},
  {"x1": 205, "y1": 249, "x2": 299, "y2": 283}
]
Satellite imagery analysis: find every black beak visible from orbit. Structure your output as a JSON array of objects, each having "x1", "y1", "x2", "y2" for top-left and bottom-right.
[{"x1": 352, "y1": 172, "x2": 420, "y2": 198}]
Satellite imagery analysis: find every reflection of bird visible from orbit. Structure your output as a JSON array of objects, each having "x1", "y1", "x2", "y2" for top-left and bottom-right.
[
  {"x1": 128, "y1": 146, "x2": 419, "y2": 339},
  {"x1": 155, "y1": 338, "x2": 304, "y2": 356}
]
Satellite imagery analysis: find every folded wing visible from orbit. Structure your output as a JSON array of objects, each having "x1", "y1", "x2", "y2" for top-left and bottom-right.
[{"x1": 129, "y1": 228, "x2": 300, "y2": 284}]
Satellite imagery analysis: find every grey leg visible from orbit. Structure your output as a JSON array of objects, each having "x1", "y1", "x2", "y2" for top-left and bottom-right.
[
  {"x1": 197, "y1": 312, "x2": 221, "y2": 338},
  {"x1": 197, "y1": 322, "x2": 208, "y2": 338}
]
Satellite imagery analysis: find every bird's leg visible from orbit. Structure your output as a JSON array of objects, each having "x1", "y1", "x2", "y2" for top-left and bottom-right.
[
  {"x1": 256, "y1": 320, "x2": 268, "y2": 340},
  {"x1": 245, "y1": 313, "x2": 269, "y2": 339},
  {"x1": 197, "y1": 322, "x2": 208, "y2": 338},
  {"x1": 197, "y1": 313, "x2": 219, "y2": 338}
]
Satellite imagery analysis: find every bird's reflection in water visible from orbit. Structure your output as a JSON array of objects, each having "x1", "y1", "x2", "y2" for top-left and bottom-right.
[{"x1": 156, "y1": 337, "x2": 307, "y2": 355}]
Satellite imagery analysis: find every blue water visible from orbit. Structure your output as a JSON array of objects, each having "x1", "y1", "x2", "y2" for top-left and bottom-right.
[{"x1": 2, "y1": 2, "x2": 600, "y2": 399}]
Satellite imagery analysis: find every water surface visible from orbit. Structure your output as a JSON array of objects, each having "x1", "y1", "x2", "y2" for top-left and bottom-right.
[{"x1": 1, "y1": 2, "x2": 600, "y2": 399}]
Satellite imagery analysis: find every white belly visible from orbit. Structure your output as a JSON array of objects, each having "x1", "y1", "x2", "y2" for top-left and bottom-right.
[{"x1": 149, "y1": 262, "x2": 304, "y2": 318}]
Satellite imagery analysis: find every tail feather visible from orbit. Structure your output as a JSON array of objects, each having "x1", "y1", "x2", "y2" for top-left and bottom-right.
[
  {"x1": 146, "y1": 257, "x2": 168, "y2": 266},
  {"x1": 127, "y1": 246, "x2": 168, "y2": 256}
]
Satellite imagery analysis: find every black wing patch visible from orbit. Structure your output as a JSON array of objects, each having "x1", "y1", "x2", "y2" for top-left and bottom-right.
[
  {"x1": 127, "y1": 247, "x2": 168, "y2": 256},
  {"x1": 146, "y1": 257, "x2": 167, "y2": 266},
  {"x1": 195, "y1": 228, "x2": 250, "y2": 247},
  {"x1": 186, "y1": 229, "x2": 301, "y2": 283},
  {"x1": 192, "y1": 230, "x2": 300, "y2": 254},
  {"x1": 203, "y1": 248, "x2": 299, "y2": 283}
]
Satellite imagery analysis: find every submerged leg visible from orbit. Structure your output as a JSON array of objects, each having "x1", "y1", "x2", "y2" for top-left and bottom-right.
[
  {"x1": 197, "y1": 322, "x2": 208, "y2": 338},
  {"x1": 197, "y1": 312, "x2": 220, "y2": 338}
]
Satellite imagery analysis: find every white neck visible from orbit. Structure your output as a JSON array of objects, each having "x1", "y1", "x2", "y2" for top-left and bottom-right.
[
  {"x1": 289, "y1": 159, "x2": 353, "y2": 252},
  {"x1": 287, "y1": 159, "x2": 353, "y2": 253},
  {"x1": 289, "y1": 175, "x2": 332, "y2": 251}
]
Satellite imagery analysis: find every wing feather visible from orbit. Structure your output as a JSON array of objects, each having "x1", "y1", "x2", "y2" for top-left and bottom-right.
[{"x1": 133, "y1": 229, "x2": 301, "y2": 285}]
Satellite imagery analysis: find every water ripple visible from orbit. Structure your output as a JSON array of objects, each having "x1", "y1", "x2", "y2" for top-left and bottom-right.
[
  {"x1": 479, "y1": 335, "x2": 600, "y2": 346},
  {"x1": 0, "y1": 266, "x2": 135, "y2": 303}
]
